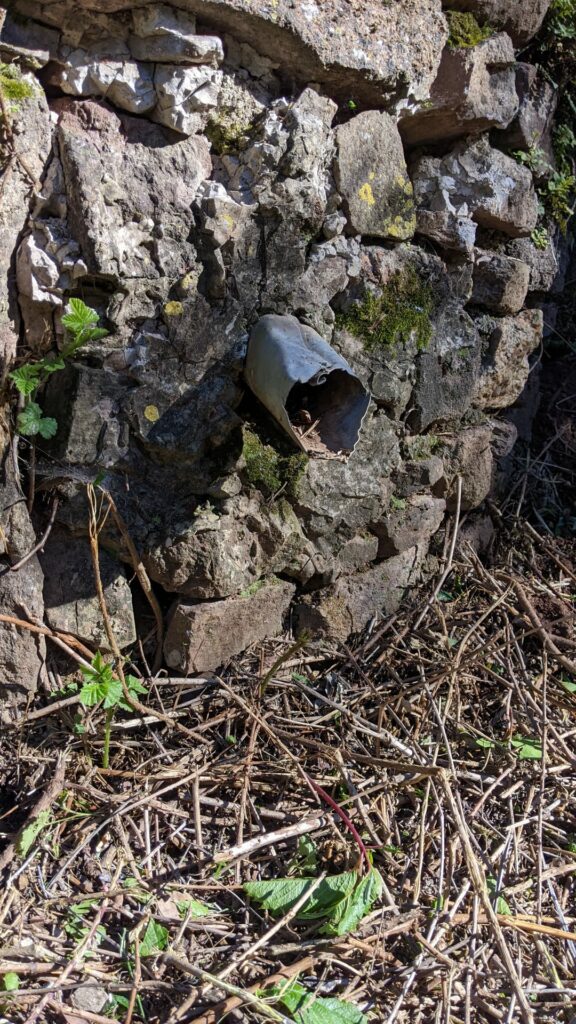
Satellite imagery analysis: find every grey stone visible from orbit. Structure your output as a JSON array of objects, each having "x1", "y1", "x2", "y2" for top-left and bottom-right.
[
  {"x1": 293, "y1": 546, "x2": 427, "y2": 643},
  {"x1": 445, "y1": 424, "x2": 494, "y2": 511},
  {"x1": 335, "y1": 111, "x2": 416, "y2": 241},
  {"x1": 412, "y1": 136, "x2": 539, "y2": 252},
  {"x1": 400, "y1": 33, "x2": 518, "y2": 147},
  {"x1": 472, "y1": 308, "x2": 543, "y2": 409},
  {"x1": 0, "y1": 68, "x2": 51, "y2": 376},
  {"x1": 164, "y1": 577, "x2": 295, "y2": 673},
  {"x1": 293, "y1": 412, "x2": 400, "y2": 539},
  {"x1": 0, "y1": 453, "x2": 45, "y2": 710},
  {"x1": 130, "y1": 4, "x2": 223, "y2": 63},
  {"x1": 55, "y1": 99, "x2": 211, "y2": 280},
  {"x1": 396, "y1": 453, "x2": 446, "y2": 497},
  {"x1": 504, "y1": 229, "x2": 564, "y2": 294},
  {"x1": 497, "y1": 65, "x2": 557, "y2": 167},
  {"x1": 411, "y1": 303, "x2": 481, "y2": 430},
  {"x1": 470, "y1": 250, "x2": 530, "y2": 314},
  {"x1": 40, "y1": 529, "x2": 136, "y2": 650},
  {"x1": 0, "y1": 10, "x2": 60, "y2": 65},
  {"x1": 71, "y1": 985, "x2": 109, "y2": 1014},
  {"x1": 43, "y1": 364, "x2": 131, "y2": 467},
  {"x1": 30, "y1": 0, "x2": 447, "y2": 106},
  {"x1": 153, "y1": 65, "x2": 222, "y2": 134},
  {"x1": 54, "y1": 47, "x2": 157, "y2": 113},
  {"x1": 143, "y1": 496, "x2": 309, "y2": 599},
  {"x1": 443, "y1": 0, "x2": 552, "y2": 46},
  {"x1": 371, "y1": 495, "x2": 446, "y2": 557}
]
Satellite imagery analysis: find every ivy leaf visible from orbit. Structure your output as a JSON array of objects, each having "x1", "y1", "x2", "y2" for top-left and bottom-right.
[
  {"x1": 16, "y1": 808, "x2": 52, "y2": 857},
  {"x1": 139, "y1": 918, "x2": 169, "y2": 957},
  {"x1": 263, "y1": 980, "x2": 367, "y2": 1024},
  {"x1": 244, "y1": 871, "x2": 357, "y2": 921},
  {"x1": 2, "y1": 972, "x2": 20, "y2": 992},
  {"x1": 9, "y1": 364, "x2": 41, "y2": 395},
  {"x1": 321, "y1": 867, "x2": 383, "y2": 936}
]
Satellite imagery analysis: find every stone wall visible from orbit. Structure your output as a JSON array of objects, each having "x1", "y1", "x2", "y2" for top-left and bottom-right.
[{"x1": 0, "y1": 0, "x2": 568, "y2": 696}]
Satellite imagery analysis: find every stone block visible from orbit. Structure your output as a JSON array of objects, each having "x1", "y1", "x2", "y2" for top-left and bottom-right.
[
  {"x1": 443, "y1": 0, "x2": 552, "y2": 46},
  {"x1": 445, "y1": 424, "x2": 493, "y2": 511},
  {"x1": 497, "y1": 64, "x2": 557, "y2": 165},
  {"x1": 412, "y1": 136, "x2": 539, "y2": 252},
  {"x1": 371, "y1": 495, "x2": 446, "y2": 557},
  {"x1": 401, "y1": 33, "x2": 518, "y2": 147},
  {"x1": 472, "y1": 308, "x2": 543, "y2": 409},
  {"x1": 164, "y1": 577, "x2": 295, "y2": 673},
  {"x1": 40, "y1": 530, "x2": 136, "y2": 650},
  {"x1": 470, "y1": 250, "x2": 530, "y2": 314},
  {"x1": 335, "y1": 111, "x2": 416, "y2": 241},
  {"x1": 153, "y1": 65, "x2": 222, "y2": 134},
  {"x1": 293, "y1": 547, "x2": 427, "y2": 643}
]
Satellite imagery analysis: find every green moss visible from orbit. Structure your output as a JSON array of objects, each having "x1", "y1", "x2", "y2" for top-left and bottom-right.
[
  {"x1": 242, "y1": 428, "x2": 308, "y2": 499},
  {"x1": 205, "y1": 112, "x2": 255, "y2": 155},
  {"x1": 337, "y1": 266, "x2": 435, "y2": 354},
  {"x1": 446, "y1": 11, "x2": 494, "y2": 48},
  {"x1": 0, "y1": 63, "x2": 35, "y2": 104},
  {"x1": 240, "y1": 579, "x2": 267, "y2": 598},
  {"x1": 405, "y1": 434, "x2": 441, "y2": 460}
]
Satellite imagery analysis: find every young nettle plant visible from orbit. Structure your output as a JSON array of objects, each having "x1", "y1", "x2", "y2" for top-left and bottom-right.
[
  {"x1": 9, "y1": 298, "x2": 108, "y2": 439},
  {"x1": 77, "y1": 653, "x2": 147, "y2": 769}
]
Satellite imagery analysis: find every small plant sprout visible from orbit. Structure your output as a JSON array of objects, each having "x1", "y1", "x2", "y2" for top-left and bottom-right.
[
  {"x1": 77, "y1": 652, "x2": 147, "y2": 769},
  {"x1": 9, "y1": 298, "x2": 107, "y2": 439}
]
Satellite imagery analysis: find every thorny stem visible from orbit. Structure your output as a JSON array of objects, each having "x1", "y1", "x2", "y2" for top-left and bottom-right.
[{"x1": 305, "y1": 775, "x2": 370, "y2": 869}]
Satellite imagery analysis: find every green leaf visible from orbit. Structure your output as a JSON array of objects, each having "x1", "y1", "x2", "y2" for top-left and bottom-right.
[
  {"x1": 61, "y1": 297, "x2": 99, "y2": 330},
  {"x1": 79, "y1": 679, "x2": 110, "y2": 707},
  {"x1": 264, "y1": 980, "x2": 367, "y2": 1024},
  {"x1": 9, "y1": 364, "x2": 41, "y2": 395},
  {"x1": 487, "y1": 877, "x2": 511, "y2": 916},
  {"x1": 561, "y1": 677, "x2": 576, "y2": 694},
  {"x1": 139, "y1": 918, "x2": 169, "y2": 957},
  {"x1": 40, "y1": 355, "x2": 66, "y2": 374},
  {"x1": 16, "y1": 808, "x2": 52, "y2": 857},
  {"x1": 288, "y1": 835, "x2": 319, "y2": 876},
  {"x1": 321, "y1": 867, "x2": 383, "y2": 936},
  {"x1": 510, "y1": 736, "x2": 542, "y2": 760},
  {"x1": 244, "y1": 871, "x2": 357, "y2": 921},
  {"x1": 37, "y1": 415, "x2": 58, "y2": 439},
  {"x1": 2, "y1": 972, "x2": 20, "y2": 992},
  {"x1": 17, "y1": 401, "x2": 44, "y2": 436},
  {"x1": 177, "y1": 897, "x2": 214, "y2": 918},
  {"x1": 475, "y1": 737, "x2": 496, "y2": 749}
]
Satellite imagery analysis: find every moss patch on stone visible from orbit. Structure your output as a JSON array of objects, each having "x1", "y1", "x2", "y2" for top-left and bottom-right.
[
  {"x1": 337, "y1": 266, "x2": 435, "y2": 354},
  {"x1": 446, "y1": 11, "x2": 494, "y2": 49},
  {"x1": 0, "y1": 63, "x2": 35, "y2": 105},
  {"x1": 206, "y1": 112, "x2": 256, "y2": 155},
  {"x1": 242, "y1": 428, "x2": 308, "y2": 499}
]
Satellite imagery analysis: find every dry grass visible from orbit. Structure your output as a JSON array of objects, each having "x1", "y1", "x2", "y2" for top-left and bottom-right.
[{"x1": 1, "y1": 360, "x2": 575, "y2": 1023}]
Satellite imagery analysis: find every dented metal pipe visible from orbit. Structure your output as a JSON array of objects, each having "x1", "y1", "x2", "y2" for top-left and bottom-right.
[{"x1": 245, "y1": 314, "x2": 370, "y2": 460}]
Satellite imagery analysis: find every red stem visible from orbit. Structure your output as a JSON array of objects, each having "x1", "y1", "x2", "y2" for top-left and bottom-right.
[{"x1": 305, "y1": 774, "x2": 369, "y2": 869}]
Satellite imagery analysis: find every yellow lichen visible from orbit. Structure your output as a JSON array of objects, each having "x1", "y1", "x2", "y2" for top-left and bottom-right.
[
  {"x1": 358, "y1": 182, "x2": 376, "y2": 205},
  {"x1": 164, "y1": 300, "x2": 183, "y2": 317},
  {"x1": 144, "y1": 404, "x2": 160, "y2": 423}
]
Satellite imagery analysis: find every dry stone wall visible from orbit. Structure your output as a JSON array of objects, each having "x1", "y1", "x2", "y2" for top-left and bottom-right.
[{"x1": 0, "y1": 0, "x2": 568, "y2": 701}]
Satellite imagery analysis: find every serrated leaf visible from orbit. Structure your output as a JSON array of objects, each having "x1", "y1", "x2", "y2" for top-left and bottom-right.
[
  {"x1": 264, "y1": 981, "x2": 367, "y2": 1024},
  {"x1": 139, "y1": 918, "x2": 169, "y2": 957},
  {"x1": 40, "y1": 355, "x2": 66, "y2": 374},
  {"x1": 79, "y1": 680, "x2": 109, "y2": 707},
  {"x1": 37, "y1": 416, "x2": 58, "y2": 439},
  {"x1": 244, "y1": 871, "x2": 357, "y2": 920},
  {"x1": 9, "y1": 364, "x2": 41, "y2": 395},
  {"x1": 16, "y1": 808, "x2": 52, "y2": 857},
  {"x1": 61, "y1": 297, "x2": 99, "y2": 329},
  {"x1": 321, "y1": 867, "x2": 383, "y2": 936},
  {"x1": 17, "y1": 401, "x2": 44, "y2": 436},
  {"x1": 2, "y1": 972, "x2": 20, "y2": 992}
]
